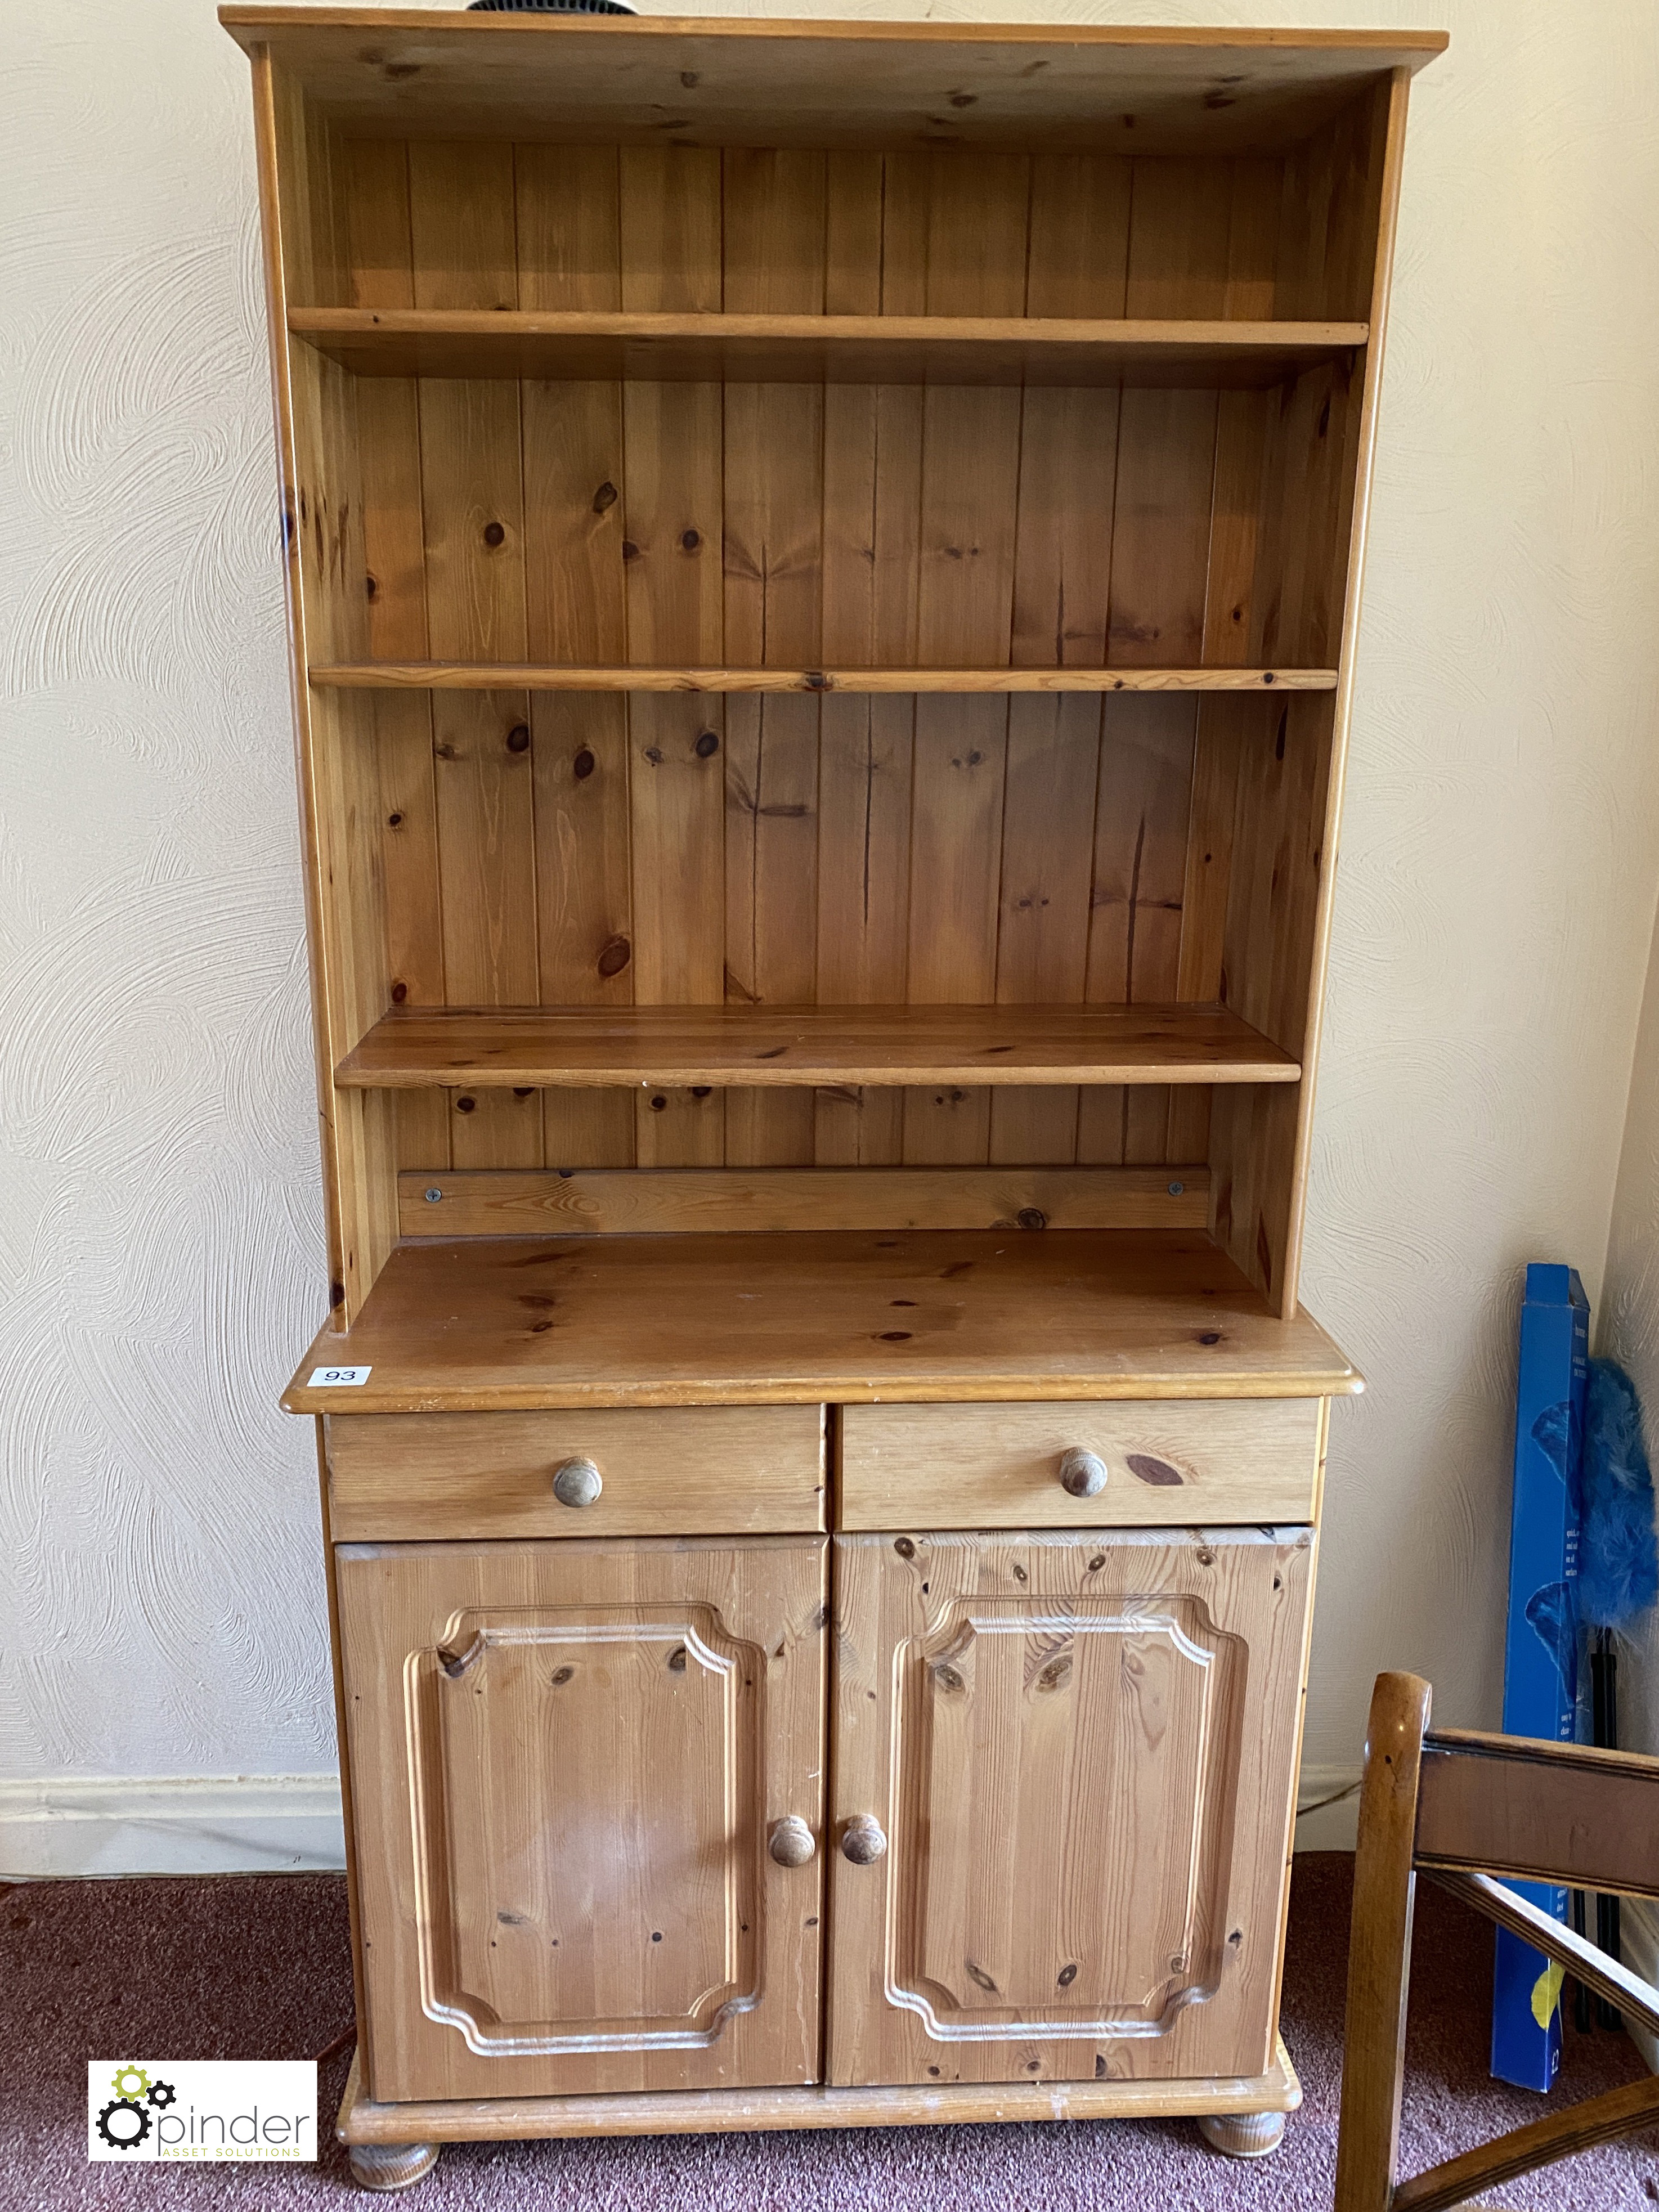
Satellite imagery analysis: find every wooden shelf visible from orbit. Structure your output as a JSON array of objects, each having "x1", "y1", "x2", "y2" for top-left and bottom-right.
[
  {"x1": 335, "y1": 1004, "x2": 1301, "y2": 1092},
  {"x1": 281, "y1": 1230, "x2": 1360, "y2": 1414},
  {"x1": 289, "y1": 309, "x2": 1367, "y2": 389},
  {"x1": 310, "y1": 663, "x2": 1336, "y2": 697}
]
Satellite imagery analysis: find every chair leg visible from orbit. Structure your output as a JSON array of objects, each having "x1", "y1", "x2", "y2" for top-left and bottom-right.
[
  {"x1": 1334, "y1": 1671, "x2": 1433, "y2": 2212},
  {"x1": 1198, "y1": 2111, "x2": 1286, "y2": 2158}
]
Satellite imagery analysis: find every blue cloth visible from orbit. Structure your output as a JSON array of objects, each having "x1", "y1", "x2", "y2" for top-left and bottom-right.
[{"x1": 1578, "y1": 1359, "x2": 1659, "y2": 1627}]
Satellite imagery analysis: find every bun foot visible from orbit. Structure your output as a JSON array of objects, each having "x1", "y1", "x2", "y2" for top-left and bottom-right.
[
  {"x1": 1197, "y1": 2110, "x2": 1286, "y2": 2159},
  {"x1": 348, "y1": 2141, "x2": 441, "y2": 2192}
]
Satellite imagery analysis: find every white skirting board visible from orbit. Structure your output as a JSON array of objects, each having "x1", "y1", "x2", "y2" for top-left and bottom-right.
[
  {"x1": 0, "y1": 1775, "x2": 346, "y2": 1878},
  {"x1": 3, "y1": 1767, "x2": 1361, "y2": 1879}
]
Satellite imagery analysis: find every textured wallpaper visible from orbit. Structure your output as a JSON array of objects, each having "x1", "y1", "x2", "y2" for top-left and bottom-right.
[
  {"x1": 1599, "y1": 912, "x2": 1659, "y2": 1764},
  {"x1": 1, "y1": 3, "x2": 331, "y2": 1781},
  {"x1": 3, "y1": 0, "x2": 1658, "y2": 1827}
]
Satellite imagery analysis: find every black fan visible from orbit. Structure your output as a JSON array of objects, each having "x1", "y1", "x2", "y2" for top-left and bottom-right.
[{"x1": 468, "y1": 1, "x2": 637, "y2": 13}]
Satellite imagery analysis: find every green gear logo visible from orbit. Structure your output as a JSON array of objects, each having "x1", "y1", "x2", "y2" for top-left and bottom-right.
[{"x1": 96, "y1": 2064, "x2": 179, "y2": 2151}]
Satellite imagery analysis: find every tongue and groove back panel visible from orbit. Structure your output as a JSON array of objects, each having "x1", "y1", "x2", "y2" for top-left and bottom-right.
[{"x1": 270, "y1": 77, "x2": 1394, "y2": 1317}]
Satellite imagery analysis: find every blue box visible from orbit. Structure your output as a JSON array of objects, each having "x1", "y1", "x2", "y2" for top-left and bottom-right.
[{"x1": 1491, "y1": 1263, "x2": 1588, "y2": 2091}]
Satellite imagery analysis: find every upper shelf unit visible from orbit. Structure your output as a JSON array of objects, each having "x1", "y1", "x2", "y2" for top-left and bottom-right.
[
  {"x1": 288, "y1": 310, "x2": 1368, "y2": 389},
  {"x1": 240, "y1": 8, "x2": 1439, "y2": 1327}
]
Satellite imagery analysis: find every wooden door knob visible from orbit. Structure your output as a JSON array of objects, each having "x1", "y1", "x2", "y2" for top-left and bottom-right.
[
  {"x1": 551, "y1": 1456, "x2": 603, "y2": 1508},
  {"x1": 1058, "y1": 1447, "x2": 1108, "y2": 1498},
  {"x1": 840, "y1": 1814, "x2": 888, "y2": 1865},
  {"x1": 768, "y1": 1816, "x2": 817, "y2": 1867}
]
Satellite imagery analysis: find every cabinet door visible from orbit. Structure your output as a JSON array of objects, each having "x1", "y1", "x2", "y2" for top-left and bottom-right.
[
  {"x1": 336, "y1": 1535, "x2": 827, "y2": 2103},
  {"x1": 827, "y1": 1528, "x2": 1313, "y2": 2087}
]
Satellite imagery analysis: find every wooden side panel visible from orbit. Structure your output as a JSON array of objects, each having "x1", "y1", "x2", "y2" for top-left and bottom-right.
[
  {"x1": 289, "y1": 340, "x2": 382, "y2": 1029},
  {"x1": 258, "y1": 66, "x2": 396, "y2": 1321},
  {"x1": 1251, "y1": 88, "x2": 1389, "y2": 679},
  {"x1": 1205, "y1": 88, "x2": 1398, "y2": 1307},
  {"x1": 1209, "y1": 694, "x2": 1331, "y2": 1304},
  {"x1": 345, "y1": 140, "x2": 451, "y2": 1181},
  {"x1": 828, "y1": 1528, "x2": 1314, "y2": 2085},
  {"x1": 307, "y1": 684, "x2": 400, "y2": 1312},
  {"x1": 1255, "y1": 356, "x2": 1366, "y2": 672},
  {"x1": 1276, "y1": 80, "x2": 1393, "y2": 323},
  {"x1": 1262, "y1": 80, "x2": 1402, "y2": 1313},
  {"x1": 1221, "y1": 696, "x2": 1332, "y2": 1064},
  {"x1": 338, "y1": 1535, "x2": 828, "y2": 2103}
]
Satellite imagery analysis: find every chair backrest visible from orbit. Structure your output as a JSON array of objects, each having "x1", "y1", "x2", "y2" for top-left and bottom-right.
[
  {"x1": 1334, "y1": 1671, "x2": 1659, "y2": 2212},
  {"x1": 1415, "y1": 1725, "x2": 1659, "y2": 1899}
]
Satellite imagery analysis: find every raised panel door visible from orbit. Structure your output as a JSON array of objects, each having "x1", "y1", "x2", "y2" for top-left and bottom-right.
[
  {"x1": 827, "y1": 1527, "x2": 1313, "y2": 2085},
  {"x1": 336, "y1": 1533, "x2": 827, "y2": 2101}
]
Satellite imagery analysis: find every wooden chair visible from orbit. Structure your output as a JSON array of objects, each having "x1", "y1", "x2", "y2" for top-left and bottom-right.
[{"x1": 1335, "y1": 1671, "x2": 1659, "y2": 2212}]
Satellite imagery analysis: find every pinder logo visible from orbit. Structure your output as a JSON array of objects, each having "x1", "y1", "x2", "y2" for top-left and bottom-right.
[{"x1": 87, "y1": 2061, "x2": 317, "y2": 2162}]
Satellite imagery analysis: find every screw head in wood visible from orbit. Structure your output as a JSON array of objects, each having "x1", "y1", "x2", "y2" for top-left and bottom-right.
[
  {"x1": 1059, "y1": 1447, "x2": 1108, "y2": 1498},
  {"x1": 551, "y1": 1456, "x2": 603, "y2": 1509},
  {"x1": 768, "y1": 1815, "x2": 817, "y2": 1868},
  {"x1": 840, "y1": 1814, "x2": 887, "y2": 1865},
  {"x1": 424, "y1": 1187, "x2": 443, "y2": 1204}
]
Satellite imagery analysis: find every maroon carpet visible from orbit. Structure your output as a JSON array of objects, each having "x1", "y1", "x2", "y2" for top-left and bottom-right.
[{"x1": 3, "y1": 1855, "x2": 1654, "y2": 2207}]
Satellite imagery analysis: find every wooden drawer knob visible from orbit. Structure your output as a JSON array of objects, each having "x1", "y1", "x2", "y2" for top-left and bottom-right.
[
  {"x1": 840, "y1": 1814, "x2": 888, "y2": 1865},
  {"x1": 551, "y1": 1456, "x2": 603, "y2": 1509},
  {"x1": 1058, "y1": 1447, "x2": 1108, "y2": 1498},
  {"x1": 768, "y1": 1816, "x2": 817, "y2": 1868}
]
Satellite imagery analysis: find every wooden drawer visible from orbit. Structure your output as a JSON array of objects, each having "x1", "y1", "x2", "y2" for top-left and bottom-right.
[
  {"x1": 838, "y1": 1399, "x2": 1322, "y2": 1530},
  {"x1": 326, "y1": 1407, "x2": 825, "y2": 1541}
]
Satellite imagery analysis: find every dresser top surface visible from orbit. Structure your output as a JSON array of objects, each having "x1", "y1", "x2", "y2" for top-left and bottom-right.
[
  {"x1": 219, "y1": 10, "x2": 1445, "y2": 153},
  {"x1": 283, "y1": 1229, "x2": 1359, "y2": 1414}
]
